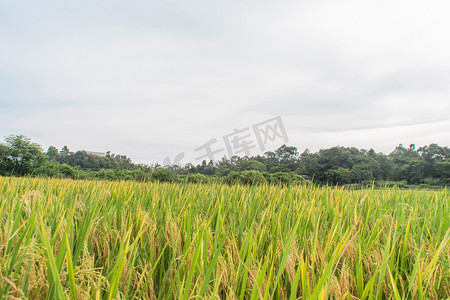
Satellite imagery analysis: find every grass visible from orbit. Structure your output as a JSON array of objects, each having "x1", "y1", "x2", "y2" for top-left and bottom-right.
[{"x1": 0, "y1": 176, "x2": 449, "y2": 299}]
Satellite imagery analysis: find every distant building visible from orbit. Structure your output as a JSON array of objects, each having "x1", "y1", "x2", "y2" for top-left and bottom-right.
[{"x1": 85, "y1": 151, "x2": 106, "y2": 157}]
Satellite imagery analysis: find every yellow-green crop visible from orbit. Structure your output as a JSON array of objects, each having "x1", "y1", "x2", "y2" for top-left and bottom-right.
[{"x1": 0, "y1": 176, "x2": 449, "y2": 299}]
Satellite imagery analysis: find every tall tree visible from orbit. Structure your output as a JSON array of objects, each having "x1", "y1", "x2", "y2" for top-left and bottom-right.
[{"x1": 1, "y1": 135, "x2": 45, "y2": 175}]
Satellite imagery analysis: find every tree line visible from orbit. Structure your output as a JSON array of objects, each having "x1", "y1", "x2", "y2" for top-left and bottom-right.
[{"x1": 0, "y1": 134, "x2": 448, "y2": 187}]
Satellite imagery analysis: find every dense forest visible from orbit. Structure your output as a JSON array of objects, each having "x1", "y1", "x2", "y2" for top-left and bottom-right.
[{"x1": 0, "y1": 134, "x2": 448, "y2": 187}]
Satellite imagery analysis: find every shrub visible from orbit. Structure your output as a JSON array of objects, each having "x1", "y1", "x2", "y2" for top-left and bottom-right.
[
  {"x1": 423, "y1": 177, "x2": 442, "y2": 186},
  {"x1": 224, "y1": 170, "x2": 266, "y2": 186},
  {"x1": 151, "y1": 168, "x2": 175, "y2": 182},
  {"x1": 60, "y1": 163, "x2": 76, "y2": 178},
  {"x1": 268, "y1": 172, "x2": 306, "y2": 186},
  {"x1": 186, "y1": 173, "x2": 209, "y2": 184}
]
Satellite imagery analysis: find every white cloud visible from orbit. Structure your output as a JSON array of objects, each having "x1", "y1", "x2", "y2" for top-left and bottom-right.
[{"x1": 1, "y1": 0, "x2": 449, "y2": 164}]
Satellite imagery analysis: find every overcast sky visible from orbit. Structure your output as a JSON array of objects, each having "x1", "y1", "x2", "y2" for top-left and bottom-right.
[{"x1": 1, "y1": 0, "x2": 449, "y2": 165}]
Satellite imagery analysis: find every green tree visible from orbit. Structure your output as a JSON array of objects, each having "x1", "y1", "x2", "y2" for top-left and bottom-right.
[
  {"x1": 186, "y1": 173, "x2": 209, "y2": 183},
  {"x1": 351, "y1": 163, "x2": 374, "y2": 183},
  {"x1": 237, "y1": 159, "x2": 267, "y2": 172},
  {"x1": 151, "y1": 168, "x2": 175, "y2": 182},
  {"x1": 0, "y1": 143, "x2": 10, "y2": 175},
  {"x1": 1, "y1": 135, "x2": 45, "y2": 175},
  {"x1": 60, "y1": 145, "x2": 70, "y2": 156},
  {"x1": 47, "y1": 146, "x2": 58, "y2": 160},
  {"x1": 224, "y1": 170, "x2": 266, "y2": 186},
  {"x1": 436, "y1": 160, "x2": 450, "y2": 185},
  {"x1": 325, "y1": 167, "x2": 352, "y2": 185}
]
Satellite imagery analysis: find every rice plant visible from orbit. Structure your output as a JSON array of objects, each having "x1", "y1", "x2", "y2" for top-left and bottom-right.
[{"x1": 0, "y1": 176, "x2": 449, "y2": 299}]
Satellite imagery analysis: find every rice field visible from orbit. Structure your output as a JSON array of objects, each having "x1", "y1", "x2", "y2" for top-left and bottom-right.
[{"x1": 0, "y1": 176, "x2": 449, "y2": 299}]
